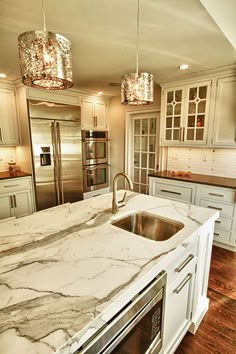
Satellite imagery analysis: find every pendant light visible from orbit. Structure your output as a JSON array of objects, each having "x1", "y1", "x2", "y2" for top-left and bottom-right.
[
  {"x1": 18, "y1": 0, "x2": 73, "y2": 90},
  {"x1": 121, "y1": 0, "x2": 153, "y2": 105}
]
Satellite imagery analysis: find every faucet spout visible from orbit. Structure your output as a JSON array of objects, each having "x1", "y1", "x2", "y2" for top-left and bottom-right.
[{"x1": 112, "y1": 173, "x2": 133, "y2": 214}]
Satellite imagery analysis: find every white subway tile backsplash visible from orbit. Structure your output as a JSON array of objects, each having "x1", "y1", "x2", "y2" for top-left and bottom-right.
[
  {"x1": 0, "y1": 147, "x2": 16, "y2": 172},
  {"x1": 167, "y1": 147, "x2": 236, "y2": 178}
]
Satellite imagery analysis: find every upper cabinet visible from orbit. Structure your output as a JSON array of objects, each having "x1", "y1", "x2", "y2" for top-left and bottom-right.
[
  {"x1": 81, "y1": 97, "x2": 108, "y2": 130},
  {"x1": 0, "y1": 88, "x2": 20, "y2": 145},
  {"x1": 161, "y1": 81, "x2": 211, "y2": 146},
  {"x1": 211, "y1": 76, "x2": 236, "y2": 147},
  {"x1": 160, "y1": 70, "x2": 236, "y2": 148}
]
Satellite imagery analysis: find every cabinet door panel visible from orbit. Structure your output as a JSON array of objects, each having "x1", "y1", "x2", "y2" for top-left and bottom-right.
[
  {"x1": 14, "y1": 190, "x2": 33, "y2": 218},
  {"x1": 0, "y1": 89, "x2": 19, "y2": 145},
  {"x1": 163, "y1": 261, "x2": 196, "y2": 353},
  {"x1": 94, "y1": 101, "x2": 107, "y2": 129},
  {"x1": 81, "y1": 99, "x2": 94, "y2": 129},
  {"x1": 0, "y1": 194, "x2": 13, "y2": 220},
  {"x1": 213, "y1": 76, "x2": 236, "y2": 146}
]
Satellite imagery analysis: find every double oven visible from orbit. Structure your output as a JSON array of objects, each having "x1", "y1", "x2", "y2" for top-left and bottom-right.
[{"x1": 82, "y1": 130, "x2": 109, "y2": 193}]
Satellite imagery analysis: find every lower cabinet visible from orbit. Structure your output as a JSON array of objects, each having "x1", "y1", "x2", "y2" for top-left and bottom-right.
[
  {"x1": 161, "y1": 237, "x2": 198, "y2": 353},
  {"x1": 0, "y1": 176, "x2": 34, "y2": 220},
  {"x1": 163, "y1": 260, "x2": 196, "y2": 353},
  {"x1": 149, "y1": 176, "x2": 236, "y2": 251}
]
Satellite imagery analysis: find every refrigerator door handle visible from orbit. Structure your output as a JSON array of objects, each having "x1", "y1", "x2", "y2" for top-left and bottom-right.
[
  {"x1": 51, "y1": 122, "x2": 60, "y2": 205},
  {"x1": 56, "y1": 122, "x2": 64, "y2": 204}
]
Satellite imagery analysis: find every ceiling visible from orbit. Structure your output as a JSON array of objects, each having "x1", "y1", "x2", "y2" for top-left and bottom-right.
[{"x1": 0, "y1": 0, "x2": 235, "y2": 96}]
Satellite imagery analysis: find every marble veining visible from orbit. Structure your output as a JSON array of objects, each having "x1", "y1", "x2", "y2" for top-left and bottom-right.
[{"x1": 0, "y1": 191, "x2": 218, "y2": 354}]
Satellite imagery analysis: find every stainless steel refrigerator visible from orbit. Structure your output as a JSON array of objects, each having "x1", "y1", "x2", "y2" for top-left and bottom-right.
[{"x1": 28, "y1": 99, "x2": 83, "y2": 211}]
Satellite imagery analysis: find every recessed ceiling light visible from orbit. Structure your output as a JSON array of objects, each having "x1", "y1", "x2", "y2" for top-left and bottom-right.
[
  {"x1": 0, "y1": 73, "x2": 7, "y2": 78},
  {"x1": 178, "y1": 64, "x2": 189, "y2": 70},
  {"x1": 98, "y1": 91, "x2": 103, "y2": 95}
]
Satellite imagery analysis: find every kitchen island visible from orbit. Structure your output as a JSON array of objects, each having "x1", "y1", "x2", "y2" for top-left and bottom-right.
[{"x1": 0, "y1": 191, "x2": 218, "y2": 354}]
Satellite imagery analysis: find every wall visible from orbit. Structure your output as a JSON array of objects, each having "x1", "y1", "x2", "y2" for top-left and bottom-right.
[
  {"x1": 108, "y1": 83, "x2": 161, "y2": 189},
  {"x1": 167, "y1": 147, "x2": 236, "y2": 178},
  {"x1": 0, "y1": 147, "x2": 16, "y2": 172}
]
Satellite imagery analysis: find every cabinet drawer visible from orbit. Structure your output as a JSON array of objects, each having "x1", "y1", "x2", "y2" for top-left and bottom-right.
[
  {"x1": 213, "y1": 229, "x2": 231, "y2": 245},
  {"x1": 197, "y1": 185, "x2": 235, "y2": 204},
  {"x1": 152, "y1": 182, "x2": 194, "y2": 203},
  {"x1": 215, "y1": 216, "x2": 233, "y2": 231},
  {"x1": 199, "y1": 199, "x2": 234, "y2": 217},
  {"x1": 0, "y1": 177, "x2": 31, "y2": 193},
  {"x1": 167, "y1": 238, "x2": 198, "y2": 288}
]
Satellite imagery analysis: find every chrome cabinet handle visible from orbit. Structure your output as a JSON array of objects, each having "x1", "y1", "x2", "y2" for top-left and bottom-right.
[
  {"x1": 175, "y1": 254, "x2": 194, "y2": 273},
  {"x1": 160, "y1": 189, "x2": 182, "y2": 195},
  {"x1": 174, "y1": 273, "x2": 192, "y2": 294},
  {"x1": 13, "y1": 195, "x2": 17, "y2": 208},
  {"x1": 93, "y1": 116, "x2": 97, "y2": 127},
  {"x1": 4, "y1": 184, "x2": 19, "y2": 188},
  {"x1": 208, "y1": 205, "x2": 222, "y2": 211},
  {"x1": 10, "y1": 195, "x2": 13, "y2": 208},
  {"x1": 56, "y1": 122, "x2": 64, "y2": 204},
  {"x1": 0, "y1": 127, "x2": 2, "y2": 142},
  {"x1": 209, "y1": 193, "x2": 224, "y2": 197}
]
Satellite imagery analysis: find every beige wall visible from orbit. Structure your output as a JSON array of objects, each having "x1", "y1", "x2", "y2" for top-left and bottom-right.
[{"x1": 108, "y1": 83, "x2": 161, "y2": 189}]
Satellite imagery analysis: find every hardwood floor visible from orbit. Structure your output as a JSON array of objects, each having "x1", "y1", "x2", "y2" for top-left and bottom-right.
[{"x1": 175, "y1": 246, "x2": 236, "y2": 354}]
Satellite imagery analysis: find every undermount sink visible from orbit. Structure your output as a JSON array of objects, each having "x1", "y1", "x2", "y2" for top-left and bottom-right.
[{"x1": 111, "y1": 212, "x2": 184, "y2": 241}]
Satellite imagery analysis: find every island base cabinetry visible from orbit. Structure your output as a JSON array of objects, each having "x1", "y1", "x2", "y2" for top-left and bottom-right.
[
  {"x1": 163, "y1": 259, "x2": 196, "y2": 353},
  {"x1": 161, "y1": 221, "x2": 215, "y2": 353}
]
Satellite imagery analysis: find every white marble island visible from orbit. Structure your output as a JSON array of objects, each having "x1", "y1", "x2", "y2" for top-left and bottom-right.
[{"x1": 0, "y1": 191, "x2": 218, "y2": 354}]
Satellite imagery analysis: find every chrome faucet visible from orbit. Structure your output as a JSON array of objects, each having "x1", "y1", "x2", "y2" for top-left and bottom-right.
[{"x1": 112, "y1": 172, "x2": 133, "y2": 214}]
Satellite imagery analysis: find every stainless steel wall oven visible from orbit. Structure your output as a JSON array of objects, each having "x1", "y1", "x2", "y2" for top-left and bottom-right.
[
  {"x1": 77, "y1": 270, "x2": 167, "y2": 354},
  {"x1": 82, "y1": 130, "x2": 109, "y2": 192},
  {"x1": 82, "y1": 130, "x2": 109, "y2": 165},
  {"x1": 83, "y1": 163, "x2": 109, "y2": 192}
]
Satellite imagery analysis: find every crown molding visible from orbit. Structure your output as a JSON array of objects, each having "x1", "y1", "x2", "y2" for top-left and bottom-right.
[{"x1": 157, "y1": 64, "x2": 236, "y2": 86}]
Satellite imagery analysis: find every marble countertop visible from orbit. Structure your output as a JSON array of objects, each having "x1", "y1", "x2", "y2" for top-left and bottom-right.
[
  {"x1": 0, "y1": 171, "x2": 32, "y2": 180},
  {"x1": 148, "y1": 170, "x2": 236, "y2": 189},
  {"x1": 0, "y1": 191, "x2": 218, "y2": 354}
]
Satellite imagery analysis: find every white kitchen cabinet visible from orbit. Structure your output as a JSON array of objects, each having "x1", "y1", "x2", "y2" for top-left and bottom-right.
[
  {"x1": 149, "y1": 177, "x2": 236, "y2": 251},
  {"x1": 0, "y1": 176, "x2": 34, "y2": 220},
  {"x1": 211, "y1": 76, "x2": 236, "y2": 147},
  {"x1": 81, "y1": 97, "x2": 107, "y2": 130},
  {"x1": 149, "y1": 176, "x2": 196, "y2": 204},
  {"x1": 0, "y1": 88, "x2": 20, "y2": 145},
  {"x1": 163, "y1": 259, "x2": 197, "y2": 353},
  {"x1": 160, "y1": 81, "x2": 211, "y2": 146},
  {"x1": 26, "y1": 87, "x2": 81, "y2": 106}
]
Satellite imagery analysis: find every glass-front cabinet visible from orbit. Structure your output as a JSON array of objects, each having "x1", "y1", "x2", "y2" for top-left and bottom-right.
[{"x1": 161, "y1": 81, "x2": 211, "y2": 146}]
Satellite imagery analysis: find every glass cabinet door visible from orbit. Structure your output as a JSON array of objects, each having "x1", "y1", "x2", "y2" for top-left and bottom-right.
[
  {"x1": 164, "y1": 88, "x2": 183, "y2": 142},
  {"x1": 184, "y1": 82, "x2": 210, "y2": 143}
]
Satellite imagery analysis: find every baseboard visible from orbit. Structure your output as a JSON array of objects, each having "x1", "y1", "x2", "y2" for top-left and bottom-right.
[{"x1": 213, "y1": 240, "x2": 236, "y2": 252}]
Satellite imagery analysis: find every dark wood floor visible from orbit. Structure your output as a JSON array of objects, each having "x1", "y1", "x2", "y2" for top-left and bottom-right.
[{"x1": 175, "y1": 246, "x2": 236, "y2": 354}]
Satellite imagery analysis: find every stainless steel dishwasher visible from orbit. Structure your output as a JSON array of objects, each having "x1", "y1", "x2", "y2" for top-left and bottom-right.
[{"x1": 77, "y1": 270, "x2": 167, "y2": 354}]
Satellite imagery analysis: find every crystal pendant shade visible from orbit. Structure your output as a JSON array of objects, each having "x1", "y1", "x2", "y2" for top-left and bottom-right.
[
  {"x1": 121, "y1": 72, "x2": 153, "y2": 105},
  {"x1": 18, "y1": 31, "x2": 73, "y2": 90}
]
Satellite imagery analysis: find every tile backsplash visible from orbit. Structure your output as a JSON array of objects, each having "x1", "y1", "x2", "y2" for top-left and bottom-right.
[
  {"x1": 167, "y1": 147, "x2": 236, "y2": 178},
  {"x1": 0, "y1": 147, "x2": 16, "y2": 172}
]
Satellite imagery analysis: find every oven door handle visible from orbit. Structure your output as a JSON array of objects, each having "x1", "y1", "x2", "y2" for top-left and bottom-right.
[
  {"x1": 84, "y1": 164, "x2": 109, "y2": 171},
  {"x1": 79, "y1": 271, "x2": 166, "y2": 354}
]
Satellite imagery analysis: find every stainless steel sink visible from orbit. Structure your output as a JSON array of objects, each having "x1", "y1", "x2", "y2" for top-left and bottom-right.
[{"x1": 111, "y1": 212, "x2": 184, "y2": 241}]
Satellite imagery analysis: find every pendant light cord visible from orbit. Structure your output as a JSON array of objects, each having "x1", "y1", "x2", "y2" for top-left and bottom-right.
[
  {"x1": 42, "y1": 0, "x2": 46, "y2": 32},
  {"x1": 136, "y1": 0, "x2": 140, "y2": 74}
]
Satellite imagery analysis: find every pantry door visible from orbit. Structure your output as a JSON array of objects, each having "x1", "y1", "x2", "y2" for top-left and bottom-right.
[{"x1": 126, "y1": 111, "x2": 160, "y2": 194}]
